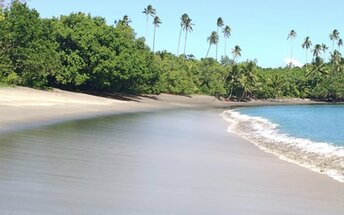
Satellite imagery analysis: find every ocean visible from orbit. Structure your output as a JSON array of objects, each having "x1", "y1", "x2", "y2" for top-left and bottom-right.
[{"x1": 222, "y1": 104, "x2": 344, "y2": 182}]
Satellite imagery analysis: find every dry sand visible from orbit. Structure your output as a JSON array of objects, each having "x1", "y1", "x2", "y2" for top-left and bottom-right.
[
  {"x1": 0, "y1": 86, "x2": 318, "y2": 132},
  {"x1": 0, "y1": 87, "x2": 343, "y2": 214},
  {"x1": 0, "y1": 87, "x2": 227, "y2": 132}
]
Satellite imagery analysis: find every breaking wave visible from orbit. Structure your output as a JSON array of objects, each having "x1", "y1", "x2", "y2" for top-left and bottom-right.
[{"x1": 221, "y1": 109, "x2": 344, "y2": 182}]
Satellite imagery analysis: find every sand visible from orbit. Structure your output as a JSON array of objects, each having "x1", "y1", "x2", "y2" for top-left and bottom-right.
[
  {"x1": 0, "y1": 87, "x2": 226, "y2": 132},
  {"x1": 0, "y1": 87, "x2": 318, "y2": 133},
  {"x1": 0, "y1": 87, "x2": 343, "y2": 214}
]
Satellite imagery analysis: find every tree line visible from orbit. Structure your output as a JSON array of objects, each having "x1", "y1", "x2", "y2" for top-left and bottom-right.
[{"x1": 1, "y1": 1, "x2": 344, "y2": 101}]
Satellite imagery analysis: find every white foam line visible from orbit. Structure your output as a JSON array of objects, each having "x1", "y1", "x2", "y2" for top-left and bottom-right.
[{"x1": 221, "y1": 110, "x2": 344, "y2": 183}]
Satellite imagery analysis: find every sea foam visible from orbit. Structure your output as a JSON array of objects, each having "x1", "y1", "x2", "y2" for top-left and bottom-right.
[{"x1": 221, "y1": 109, "x2": 344, "y2": 183}]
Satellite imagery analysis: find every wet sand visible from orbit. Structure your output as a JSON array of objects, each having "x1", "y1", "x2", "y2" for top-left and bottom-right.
[{"x1": 0, "y1": 87, "x2": 343, "y2": 214}]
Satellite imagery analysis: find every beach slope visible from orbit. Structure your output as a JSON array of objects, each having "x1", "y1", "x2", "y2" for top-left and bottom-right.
[{"x1": 0, "y1": 87, "x2": 343, "y2": 214}]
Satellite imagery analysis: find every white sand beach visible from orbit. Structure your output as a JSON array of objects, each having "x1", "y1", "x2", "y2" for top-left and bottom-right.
[{"x1": 0, "y1": 87, "x2": 343, "y2": 214}]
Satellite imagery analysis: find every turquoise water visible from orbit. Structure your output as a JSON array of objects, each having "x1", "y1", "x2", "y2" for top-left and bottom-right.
[
  {"x1": 237, "y1": 105, "x2": 344, "y2": 146},
  {"x1": 222, "y1": 104, "x2": 344, "y2": 182}
]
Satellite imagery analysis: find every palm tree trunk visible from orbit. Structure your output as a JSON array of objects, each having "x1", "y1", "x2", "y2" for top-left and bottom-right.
[
  {"x1": 177, "y1": 27, "x2": 182, "y2": 56},
  {"x1": 145, "y1": 16, "x2": 149, "y2": 42},
  {"x1": 290, "y1": 40, "x2": 293, "y2": 69},
  {"x1": 153, "y1": 26, "x2": 156, "y2": 52},
  {"x1": 228, "y1": 85, "x2": 234, "y2": 99},
  {"x1": 216, "y1": 27, "x2": 219, "y2": 60},
  {"x1": 224, "y1": 37, "x2": 227, "y2": 57},
  {"x1": 206, "y1": 44, "x2": 211, "y2": 58},
  {"x1": 241, "y1": 89, "x2": 246, "y2": 101},
  {"x1": 183, "y1": 31, "x2": 188, "y2": 56},
  {"x1": 305, "y1": 49, "x2": 308, "y2": 70}
]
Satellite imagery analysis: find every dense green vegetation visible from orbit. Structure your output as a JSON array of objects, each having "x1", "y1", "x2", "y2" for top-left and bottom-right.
[{"x1": 1, "y1": 1, "x2": 344, "y2": 101}]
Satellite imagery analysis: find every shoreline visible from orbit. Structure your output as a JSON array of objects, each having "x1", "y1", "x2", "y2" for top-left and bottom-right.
[
  {"x1": 223, "y1": 109, "x2": 344, "y2": 183},
  {"x1": 0, "y1": 87, "x2": 344, "y2": 213},
  {"x1": 0, "y1": 86, "x2": 321, "y2": 133}
]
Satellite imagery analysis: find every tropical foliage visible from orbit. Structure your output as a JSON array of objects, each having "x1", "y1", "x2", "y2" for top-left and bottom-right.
[{"x1": 1, "y1": 1, "x2": 344, "y2": 101}]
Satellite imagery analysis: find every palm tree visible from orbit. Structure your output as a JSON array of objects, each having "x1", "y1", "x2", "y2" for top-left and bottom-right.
[
  {"x1": 331, "y1": 50, "x2": 342, "y2": 63},
  {"x1": 321, "y1": 43, "x2": 329, "y2": 60},
  {"x1": 306, "y1": 56, "x2": 328, "y2": 88},
  {"x1": 337, "y1": 38, "x2": 343, "y2": 50},
  {"x1": 313, "y1": 44, "x2": 322, "y2": 58},
  {"x1": 152, "y1": 16, "x2": 162, "y2": 52},
  {"x1": 232, "y1": 45, "x2": 242, "y2": 62},
  {"x1": 205, "y1": 31, "x2": 219, "y2": 58},
  {"x1": 329, "y1": 29, "x2": 340, "y2": 52},
  {"x1": 226, "y1": 61, "x2": 257, "y2": 100},
  {"x1": 287, "y1": 30, "x2": 297, "y2": 68},
  {"x1": 330, "y1": 50, "x2": 343, "y2": 74},
  {"x1": 225, "y1": 64, "x2": 240, "y2": 99},
  {"x1": 177, "y1": 13, "x2": 188, "y2": 56},
  {"x1": 182, "y1": 15, "x2": 194, "y2": 56},
  {"x1": 116, "y1": 15, "x2": 131, "y2": 26},
  {"x1": 216, "y1": 17, "x2": 224, "y2": 60},
  {"x1": 223, "y1": 25, "x2": 231, "y2": 57},
  {"x1": 142, "y1": 5, "x2": 156, "y2": 40},
  {"x1": 301, "y1": 36, "x2": 312, "y2": 69},
  {"x1": 240, "y1": 61, "x2": 258, "y2": 100}
]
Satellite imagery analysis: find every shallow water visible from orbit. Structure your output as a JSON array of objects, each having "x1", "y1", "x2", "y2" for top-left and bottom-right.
[
  {"x1": 237, "y1": 104, "x2": 344, "y2": 146},
  {"x1": 222, "y1": 104, "x2": 344, "y2": 182}
]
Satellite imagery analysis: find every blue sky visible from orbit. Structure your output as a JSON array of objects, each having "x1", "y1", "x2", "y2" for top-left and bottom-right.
[{"x1": 28, "y1": 0, "x2": 344, "y2": 68}]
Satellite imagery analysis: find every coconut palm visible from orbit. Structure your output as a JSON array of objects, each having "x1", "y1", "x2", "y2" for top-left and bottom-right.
[
  {"x1": 321, "y1": 43, "x2": 329, "y2": 60},
  {"x1": 121, "y1": 15, "x2": 131, "y2": 26},
  {"x1": 216, "y1": 17, "x2": 224, "y2": 60},
  {"x1": 177, "y1": 13, "x2": 189, "y2": 56},
  {"x1": 226, "y1": 61, "x2": 257, "y2": 100},
  {"x1": 205, "y1": 31, "x2": 219, "y2": 58},
  {"x1": 152, "y1": 16, "x2": 162, "y2": 52},
  {"x1": 337, "y1": 38, "x2": 343, "y2": 50},
  {"x1": 240, "y1": 61, "x2": 258, "y2": 100},
  {"x1": 223, "y1": 25, "x2": 231, "y2": 57},
  {"x1": 301, "y1": 36, "x2": 312, "y2": 69},
  {"x1": 306, "y1": 56, "x2": 328, "y2": 88},
  {"x1": 225, "y1": 64, "x2": 240, "y2": 99},
  {"x1": 313, "y1": 44, "x2": 322, "y2": 58},
  {"x1": 287, "y1": 30, "x2": 297, "y2": 68},
  {"x1": 329, "y1": 29, "x2": 340, "y2": 52},
  {"x1": 330, "y1": 50, "x2": 343, "y2": 74},
  {"x1": 182, "y1": 15, "x2": 194, "y2": 56},
  {"x1": 142, "y1": 5, "x2": 156, "y2": 40},
  {"x1": 232, "y1": 45, "x2": 242, "y2": 62}
]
